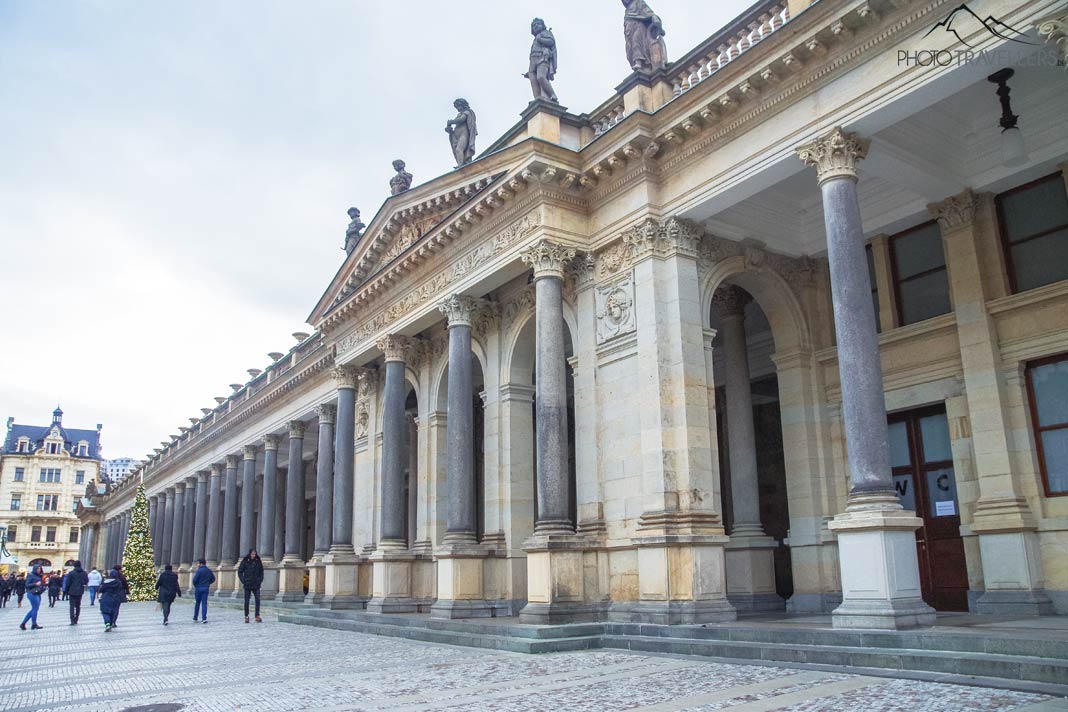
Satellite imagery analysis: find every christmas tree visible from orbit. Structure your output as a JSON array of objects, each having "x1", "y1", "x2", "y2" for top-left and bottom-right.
[{"x1": 121, "y1": 482, "x2": 157, "y2": 601}]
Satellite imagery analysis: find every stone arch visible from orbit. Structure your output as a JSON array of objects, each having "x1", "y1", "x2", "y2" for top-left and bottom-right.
[{"x1": 500, "y1": 299, "x2": 579, "y2": 387}]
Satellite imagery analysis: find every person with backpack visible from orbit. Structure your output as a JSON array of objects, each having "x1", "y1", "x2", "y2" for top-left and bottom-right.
[
  {"x1": 87, "y1": 568, "x2": 102, "y2": 606},
  {"x1": 237, "y1": 549, "x2": 264, "y2": 624},
  {"x1": 62, "y1": 560, "x2": 89, "y2": 625},
  {"x1": 154, "y1": 564, "x2": 181, "y2": 625},
  {"x1": 98, "y1": 569, "x2": 126, "y2": 632},
  {"x1": 19, "y1": 565, "x2": 46, "y2": 630},
  {"x1": 191, "y1": 559, "x2": 215, "y2": 623}
]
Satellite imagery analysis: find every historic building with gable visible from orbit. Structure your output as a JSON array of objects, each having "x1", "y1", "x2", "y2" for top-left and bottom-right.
[{"x1": 81, "y1": 0, "x2": 1068, "y2": 632}]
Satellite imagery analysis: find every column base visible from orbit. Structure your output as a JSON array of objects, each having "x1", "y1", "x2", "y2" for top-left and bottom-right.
[
  {"x1": 367, "y1": 547, "x2": 418, "y2": 614},
  {"x1": 259, "y1": 559, "x2": 279, "y2": 601},
  {"x1": 608, "y1": 599, "x2": 737, "y2": 625},
  {"x1": 177, "y1": 565, "x2": 191, "y2": 591},
  {"x1": 430, "y1": 545, "x2": 493, "y2": 620},
  {"x1": 631, "y1": 528, "x2": 737, "y2": 625},
  {"x1": 322, "y1": 548, "x2": 363, "y2": 609},
  {"x1": 726, "y1": 534, "x2": 784, "y2": 612},
  {"x1": 277, "y1": 557, "x2": 307, "y2": 602},
  {"x1": 305, "y1": 558, "x2": 326, "y2": 604},
  {"x1": 828, "y1": 496, "x2": 935, "y2": 630},
  {"x1": 518, "y1": 532, "x2": 592, "y2": 624},
  {"x1": 975, "y1": 589, "x2": 1054, "y2": 616},
  {"x1": 520, "y1": 601, "x2": 607, "y2": 624},
  {"x1": 217, "y1": 563, "x2": 239, "y2": 598},
  {"x1": 974, "y1": 529, "x2": 1053, "y2": 616},
  {"x1": 786, "y1": 592, "x2": 843, "y2": 614}
]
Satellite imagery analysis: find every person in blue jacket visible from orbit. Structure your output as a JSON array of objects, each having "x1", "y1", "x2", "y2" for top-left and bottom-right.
[
  {"x1": 98, "y1": 568, "x2": 126, "y2": 632},
  {"x1": 191, "y1": 558, "x2": 215, "y2": 623},
  {"x1": 19, "y1": 565, "x2": 46, "y2": 630}
]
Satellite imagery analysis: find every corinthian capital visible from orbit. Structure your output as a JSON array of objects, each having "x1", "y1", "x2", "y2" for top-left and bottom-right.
[
  {"x1": 224, "y1": 454, "x2": 241, "y2": 470},
  {"x1": 438, "y1": 294, "x2": 480, "y2": 327},
  {"x1": 711, "y1": 285, "x2": 752, "y2": 319},
  {"x1": 520, "y1": 240, "x2": 577, "y2": 281},
  {"x1": 288, "y1": 420, "x2": 306, "y2": 439},
  {"x1": 242, "y1": 444, "x2": 258, "y2": 461},
  {"x1": 210, "y1": 462, "x2": 225, "y2": 478},
  {"x1": 927, "y1": 189, "x2": 980, "y2": 233},
  {"x1": 316, "y1": 402, "x2": 337, "y2": 425},
  {"x1": 333, "y1": 364, "x2": 359, "y2": 390},
  {"x1": 376, "y1": 334, "x2": 413, "y2": 363},
  {"x1": 263, "y1": 433, "x2": 281, "y2": 451},
  {"x1": 796, "y1": 127, "x2": 869, "y2": 185}
]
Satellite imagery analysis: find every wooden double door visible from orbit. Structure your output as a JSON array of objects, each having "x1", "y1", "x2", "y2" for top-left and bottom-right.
[{"x1": 889, "y1": 406, "x2": 969, "y2": 611}]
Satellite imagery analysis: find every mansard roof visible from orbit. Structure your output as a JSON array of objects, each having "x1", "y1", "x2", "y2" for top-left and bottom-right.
[{"x1": 3, "y1": 421, "x2": 102, "y2": 459}]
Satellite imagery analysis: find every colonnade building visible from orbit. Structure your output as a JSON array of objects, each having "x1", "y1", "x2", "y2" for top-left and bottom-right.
[{"x1": 78, "y1": 0, "x2": 1068, "y2": 629}]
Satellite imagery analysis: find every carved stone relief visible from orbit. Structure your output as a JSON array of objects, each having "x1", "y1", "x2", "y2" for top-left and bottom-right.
[{"x1": 595, "y1": 272, "x2": 636, "y2": 344}]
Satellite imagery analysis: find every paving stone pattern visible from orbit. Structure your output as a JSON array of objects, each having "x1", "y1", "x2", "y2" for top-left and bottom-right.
[{"x1": 0, "y1": 602, "x2": 1058, "y2": 712}]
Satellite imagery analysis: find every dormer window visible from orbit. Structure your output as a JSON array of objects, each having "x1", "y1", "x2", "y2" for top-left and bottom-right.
[
  {"x1": 16, "y1": 438, "x2": 29, "y2": 453},
  {"x1": 46, "y1": 442, "x2": 61, "y2": 455},
  {"x1": 76, "y1": 442, "x2": 88, "y2": 457}
]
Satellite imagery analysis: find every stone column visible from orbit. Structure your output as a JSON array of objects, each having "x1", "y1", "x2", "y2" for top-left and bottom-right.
[
  {"x1": 323, "y1": 365, "x2": 361, "y2": 608},
  {"x1": 257, "y1": 434, "x2": 281, "y2": 599},
  {"x1": 928, "y1": 189, "x2": 1052, "y2": 615},
  {"x1": 307, "y1": 403, "x2": 336, "y2": 603},
  {"x1": 83, "y1": 524, "x2": 97, "y2": 571},
  {"x1": 181, "y1": 476, "x2": 197, "y2": 567},
  {"x1": 161, "y1": 488, "x2": 175, "y2": 567},
  {"x1": 432, "y1": 295, "x2": 492, "y2": 618},
  {"x1": 240, "y1": 445, "x2": 258, "y2": 557},
  {"x1": 368, "y1": 335, "x2": 418, "y2": 614},
  {"x1": 169, "y1": 483, "x2": 185, "y2": 572},
  {"x1": 219, "y1": 454, "x2": 241, "y2": 594},
  {"x1": 192, "y1": 470, "x2": 209, "y2": 564},
  {"x1": 149, "y1": 496, "x2": 160, "y2": 566},
  {"x1": 798, "y1": 127, "x2": 934, "y2": 629},
  {"x1": 714, "y1": 286, "x2": 783, "y2": 611},
  {"x1": 102, "y1": 519, "x2": 112, "y2": 567},
  {"x1": 205, "y1": 464, "x2": 224, "y2": 569},
  {"x1": 278, "y1": 420, "x2": 307, "y2": 600}
]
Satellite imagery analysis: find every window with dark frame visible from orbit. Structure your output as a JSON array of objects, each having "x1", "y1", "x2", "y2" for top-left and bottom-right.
[
  {"x1": 6, "y1": 525, "x2": 16, "y2": 542},
  {"x1": 31, "y1": 526, "x2": 41, "y2": 542},
  {"x1": 1026, "y1": 353, "x2": 1068, "y2": 496},
  {"x1": 996, "y1": 173, "x2": 1068, "y2": 293},
  {"x1": 14, "y1": 467, "x2": 24, "y2": 481},
  {"x1": 10, "y1": 494, "x2": 21, "y2": 511},
  {"x1": 866, "y1": 244, "x2": 881, "y2": 332},
  {"x1": 889, "y1": 221, "x2": 952, "y2": 326},
  {"x1": 69, "y1": 527, "x2": 79, "y2": 543},
  {"x1": 46, "y1": 526, "x2": 57, "y2": 543}
]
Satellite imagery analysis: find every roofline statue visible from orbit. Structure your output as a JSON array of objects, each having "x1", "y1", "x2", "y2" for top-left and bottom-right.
[
  {"x1": 524, "y1": 18, "x2": 559, "y2": 103},
  {"x1": 446, "y1": 98, "x2": 478, "y2": 169}
]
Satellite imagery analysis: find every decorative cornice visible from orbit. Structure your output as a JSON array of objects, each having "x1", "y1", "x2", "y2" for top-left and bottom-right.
[
  {"x1": 796, "y1": 126, "x2": 869, "y2": 185},
  {"x1": 711, "y1": 284, "x2": 752, "y2": 318},
  {"x1": 316, "y1": 403, "x2": 337, "y2": 425},
  {"x1": 520, "y1": 240, "x2": 577, "y2": 281},
  {"x1": 263, "y1": 433, "x2": 281, "y2": 451},
  {"x1": 438, "y1": 294, "x2": 481, "y2": 328},
  {"x1": 288, "y1": 420, "x2": 307, "y2": 439},
  {"x1": 928, "y1": 188, "x2": 981, "y2": 233}
]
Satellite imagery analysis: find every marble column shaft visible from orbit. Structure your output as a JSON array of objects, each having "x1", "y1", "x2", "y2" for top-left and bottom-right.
[
  {"x1": 274, "y1": 466, "x2": 286, "y2": 564},
  {"x1": 84, "y1": 524, "x2": 96, "y2": 569},
  {"x1": 239, "y1": 446, "x2": 258, "y2": 557},
  {"x1": 441, "y1": 296, "x2": 478, "y2": 542},
  {"x1": 170, "y1": 483, "x2": 185, "y2": 567},
  {"x1": 192, "y1": 471, "x2": 209, "y2": 562},
  {"x1": 221, "y1": 456, "x2": 240, "y2": 564},
  {"x1": 331, "y1": 368, "x2": 358, "y2": 552},
  {"x1": 161, "y1": 489, "x2": 175, "y2": 566},
  {"x1": 259, "y1": 435, "x2": 280, "y2": 560},
  {"x1": 284, "y1": 421, "x2": 306, "y2": 559},
  {"x1": 181, "y1": 479, "x2": 196, "y2": 565},
  {"x1": 313, "y1": 404, "x2": 336, "y2": 556},
  {"x1": 380, "y1": 345, "x2": 409, "y2": 546},
  {"x1": 205, "y1": 465, "x2": 224, "y2": 564}
]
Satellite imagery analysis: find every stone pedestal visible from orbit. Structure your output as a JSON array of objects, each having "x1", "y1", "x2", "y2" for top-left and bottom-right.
[
  {"x1": 217, "y1": 564, "x2": 238, "y2": 598},
  {"x1": 321, "y1": 549, "x2": 362, "y2": 609},
  {"x1": 276, "y1": 558, "x2": 306, "y2": 602},
  {"x1": 628, "y1": 535, "x2": 737, "y2": 624},
  {"x1": 828, "y1": 496, "x2": 936, "y2": 629},
  {"x1": 519, "y1": 534, "x2": 601, "y2": 624},
  {"x1": 305, "y1": 557, "x2": 325, "y2": 604},
  {"x1": 177, "y1": 565, "x2": 191, "y2": 592},
  {"x1": 974, "y1": 527, "x2": 1054, "y2": 615},
  {"x1": 367, "y1": 546, "x2": 418, "y2": 614},
  {"x1": 431, "y1": 545, "x2": 492, "y2": 619},
  {"x1": 259, "y1": 558, "x2": 279, "y2": 601},
  {"x1": 726, "y1": 535, "x2": 784, "y2": 611}
]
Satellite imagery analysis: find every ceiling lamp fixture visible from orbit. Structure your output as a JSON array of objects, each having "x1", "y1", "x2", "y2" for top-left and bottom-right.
[{"x1": 987, "y1": 68, "x2": 1028, "y2": 167}]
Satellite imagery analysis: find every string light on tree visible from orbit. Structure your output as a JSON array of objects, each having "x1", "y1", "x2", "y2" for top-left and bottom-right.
[{"x1": 121, "y1": 482, "x2": 157, "y2": 602}]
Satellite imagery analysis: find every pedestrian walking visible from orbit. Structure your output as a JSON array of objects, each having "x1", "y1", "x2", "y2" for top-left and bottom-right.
[
  {"x1": 154, "y1": 564, "x2": 181, "y2": 625},
  {"x1": 191, "y1": 558, "x2": 215, "y2": 623},
  {"x1": 19, "y1": 565, "x2": 46, "y2": 630},
  {"x1": 98, "y1": 568, "x2": 126, "y2": 632},
  {"x1": 87, "y1": 567, "x2": 102, "y2": 606},
  {"x1": 14, "y1": 573, "x2": 26, "y2": 607},
  {"x1": 63, "y1": 560, "x2": 89, "y2": 625},
  {"x1": 111, "y1": 564, "x2": 130, "y2": 627},
  {"x1": 237, "y1": 549, "x2": 264, "y2": 623},
  {"x1": 47, "y1": 572, "x2": 62, "y2": 608},
  {"x1": 0, "y1": 573, "x2": 12, "y2": 607}
]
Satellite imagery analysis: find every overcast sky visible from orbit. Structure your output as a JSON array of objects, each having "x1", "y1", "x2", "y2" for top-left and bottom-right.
[{"x1": 0, "y1": 0, "x2": 752, "y2": 460}]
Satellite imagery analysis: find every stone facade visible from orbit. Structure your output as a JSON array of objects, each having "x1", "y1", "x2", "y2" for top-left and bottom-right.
[{"x1": 81, "y1": 0, "x2": 1068, "y2": 624}]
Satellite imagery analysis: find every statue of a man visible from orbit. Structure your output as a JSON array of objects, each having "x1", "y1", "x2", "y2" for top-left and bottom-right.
[
  {"x1": 389, "y1": 160, "x2": 413, "y2": 195},
  {"x1": 445, "y1": 98, "x2": 478, "y2": 168},
  {"x1": 524, "y1": 18, "x2": 558, "y2": 103},
  {"x1": 344, "y1": 207, "x2": 365, "y2": 255},
  {"x1": 622, "y1": 0, "x2": 667, "y2": 72}
]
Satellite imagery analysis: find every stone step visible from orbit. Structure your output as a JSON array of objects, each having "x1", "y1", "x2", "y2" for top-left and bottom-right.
[
  {"x1": 297, "y1": 607, "x2": 605, "y2": 639},
  {"x1": 278, "y1": 612, "x2": 601, "y2": 653},
  {"x1": 603, "y1": 634, "x2": 1068, "y2": 693}
]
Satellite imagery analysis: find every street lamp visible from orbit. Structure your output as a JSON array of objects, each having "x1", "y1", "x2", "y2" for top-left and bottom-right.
[{"x1": 987, "y1": 68, "x2": 1028, "y2": 167}]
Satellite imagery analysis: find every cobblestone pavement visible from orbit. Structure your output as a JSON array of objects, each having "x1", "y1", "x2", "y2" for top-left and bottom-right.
[{"x1": 0, "y1": 601, "x2": 1063, "y2": 712}]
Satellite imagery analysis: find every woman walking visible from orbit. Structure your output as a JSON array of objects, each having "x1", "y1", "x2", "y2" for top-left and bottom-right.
[
  {"x1": 87, "y1": 568, "x2": 102, "y2": 606},
  {"x1": 0, "y1": 573, "x2": 12, "y2": 607},
  {"x1": 98, "y1": 568, "x2": 125, "y2": 632},
  {"x1": 154, "y1": 564, "x2": 181, "y2": 625},
  {"x1": 14, "y1": 573, "x2": 26, "y2": 607},
  {"x1": 19, "y1": 565, "x2": 46, "y2": 630},
  {"x1": 47, "y1": 572, "x2": 62, "y2": 607},
  {"x1": 237, "y1": 549, "x2": 264, "y2": 623}
]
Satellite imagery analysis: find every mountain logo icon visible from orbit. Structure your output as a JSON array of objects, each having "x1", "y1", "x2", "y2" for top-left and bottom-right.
[{"x1": 923, "y1": 4, "x2": 1037, "y2": 48}]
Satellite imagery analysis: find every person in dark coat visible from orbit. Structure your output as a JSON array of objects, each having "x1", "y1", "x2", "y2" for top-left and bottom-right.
[
  {"x1": 0, "y1": 573, "x2": 12, "y2": 607},
  {"x1": 191, "y1": 559, "x2": 215, "y2": 623},
  {"x1": 14, "y1": 573, "x2": 26, "y2": 607},
  {"x1": 154, "y1": 564, "x2": 181, "y2": 625},
  {"x1": 111, "y1": 564, "x2": 130, "y2": 627},
  {"x1": 19, "y1": 565, "x2": 46, "y2": 630},
  {"x1": 98, "y1": 569, "x2": 126, "y2": 632},
  {"x1": 47, "y1": 572, "x2": 62, "y2": 607},
  {"x1": 237, "y1": 549, "x2": 265, "y2": 623},
  {"x1": 62, "y1": 560, "x2": 89, "y2": 625}
]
